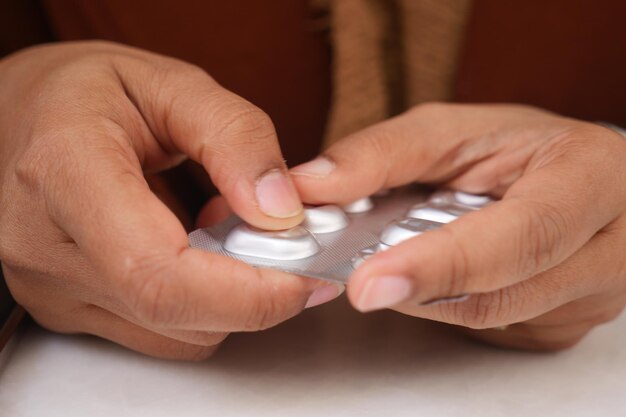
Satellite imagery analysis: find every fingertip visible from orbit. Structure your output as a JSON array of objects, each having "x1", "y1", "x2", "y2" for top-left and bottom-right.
[
  {"x1": 291, "y1": 149, "x2": 387, "y2": 205},
  {"x1": 290, "y1": 156, "x2": 336, "y2": 179},
  {"x1": 346, "y1": 238, "x2": 431, "y2": 311},
  {"x1": 225, "y1": 168, "x2": 305, "y2": 231},
  {"x1": 244, "y1": 211, "x2": 306, "y2": 231},
  {"x1": 348, "y1": 273, "x2": 413, "y2": 313},
  {"x1": 254, "y1": 168, "x2": 304, "y2": 219},
  {"x1": 290, "y1": 156, "x2": 338, "y2": 204},
  {"x1": 304, "y1": 283, "x2": 345, "y2": 309}
]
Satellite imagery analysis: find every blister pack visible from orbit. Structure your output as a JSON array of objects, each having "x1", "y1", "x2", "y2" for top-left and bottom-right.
[{"x1": 188, "y1": 188, "x2": 494, "y2": 284}]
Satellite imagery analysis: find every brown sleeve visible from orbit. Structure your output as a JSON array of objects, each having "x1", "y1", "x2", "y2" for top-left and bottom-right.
[
  {"x1": 0, "y1": 0, "x2": 55, "y2": 56},
  {"x1": 455, "y1": 0, "x2": 626, "y2": 126}
]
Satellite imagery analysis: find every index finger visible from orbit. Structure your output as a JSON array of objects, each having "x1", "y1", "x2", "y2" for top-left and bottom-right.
[{"x1": 111, "y1": 49, "x2": 304, "y2": 230}]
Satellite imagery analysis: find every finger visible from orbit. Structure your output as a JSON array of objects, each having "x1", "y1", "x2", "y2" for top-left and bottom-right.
[
  {"x1": 462, "y1": 321, "x2": 593, "y2": 352},
  {"x1": 31, "y1": 304, "x2": 222, "y2": 361},
  {"x1": 4, "y1": 265, "x2": 230, "y2": 347},
  {"x1": 195, "y1": 195, "x2": 232, "y2": 229},
  {"x1": 462, "y1": 293, "x2": 625, "y2": 351},
  {"x1": 112, "y1": 52, "x2": 303, "y2": 230},
  {"x1": 345, "y1": 127, "x2": 626, "y2": 310},
  {"x1": 388, "y1": 220, "x2": 626, "y2": 329},
  {"x1": 43, "y1": 123, "x2": 341, "y2": 333},
  {"x1": 290, "y1": 103, "x2": 567, "y2": 204},
  {"x1": 521, "y1": 292, "x2": 626, "y2": 328}
]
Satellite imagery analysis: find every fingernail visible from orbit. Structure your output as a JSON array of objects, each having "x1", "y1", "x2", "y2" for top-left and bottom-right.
[
  {"x1": 291, "y1": 156, "x2": 335, "y2": 178},
  {"x1": 305, "y1": 284, "x2": 345, "y2": 309},
  {"x1": 256, "y1": 169, "x2": 303, "y2": 218},
  {"x1": 355, "y1": 275, "x2": 412, "y2": 312}
]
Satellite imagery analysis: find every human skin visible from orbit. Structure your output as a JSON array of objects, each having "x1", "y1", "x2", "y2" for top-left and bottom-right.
[
  {"x1": 292, "y1": 103, "x2": 626, "y2": 351},
  {"x1": 0, "y1": 41, "x2": 342, "y2": 360}
]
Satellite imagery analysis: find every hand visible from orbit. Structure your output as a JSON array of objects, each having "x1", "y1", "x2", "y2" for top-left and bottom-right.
[
  {"x1": 0, "y1": 41, "x2": 341, "y2": 360},
  {"x1": 291, "y1": 103, "x2": 626, "y2": 351}
]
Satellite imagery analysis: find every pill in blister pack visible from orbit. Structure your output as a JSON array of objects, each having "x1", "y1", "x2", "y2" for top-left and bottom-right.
[
  {"x1": 428, "y1": 190, "x2": 492, "y2": 209},
  {"x1": 188, "y1": 188, "x2": 495, "y2": 284},
  {"x1": 301, "y1": 205, "x2": 349, "y2": 233},
  {"x1": 223, "y1": 225, "x2": 320, "y2": 261},
  {"x1": 379, "y1": 218, "x2": 442, "y2": 247},
  {"x1": 407, "y1": 204, "x2": 468, "y2": 224}
]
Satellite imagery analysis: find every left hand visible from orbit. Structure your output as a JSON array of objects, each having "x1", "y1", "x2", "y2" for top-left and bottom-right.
[{"x1": 291, "y1": 103, "x2": 626, "y2": 351}]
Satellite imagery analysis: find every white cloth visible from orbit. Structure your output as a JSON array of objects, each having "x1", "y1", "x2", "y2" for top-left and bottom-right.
[{"x1": 1, "y1": 297, "x2": 624, "y2": 417}]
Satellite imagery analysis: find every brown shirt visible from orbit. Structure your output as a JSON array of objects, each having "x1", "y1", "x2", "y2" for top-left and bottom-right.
[
  {"x1": 457, "y1": 0, "x2": 626, "y2": 125},
  {"x1": 41, "y1": 0, "x2": 334, "y2": 221},
  {"x1": 1, "y1": 0, "x2": 625, "y2": 347},
  {"x1": 42, "y1": 0, "x2": 333, "y2": 166}
]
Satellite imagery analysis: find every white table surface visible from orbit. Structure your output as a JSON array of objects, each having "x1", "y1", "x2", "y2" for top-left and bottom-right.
[{"x1": 1, "y1": 296, "x2": 625, "y2": 417}]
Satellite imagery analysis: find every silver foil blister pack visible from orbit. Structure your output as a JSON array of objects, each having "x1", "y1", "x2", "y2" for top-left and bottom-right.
[{"x1": 188, "y1": 188, "x2": 494, "y2": 284}]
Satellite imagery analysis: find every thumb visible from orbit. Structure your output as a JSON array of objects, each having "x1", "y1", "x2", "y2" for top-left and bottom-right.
[{"x1": 112, "y1": 52, "x2": 303, "y2": 230}]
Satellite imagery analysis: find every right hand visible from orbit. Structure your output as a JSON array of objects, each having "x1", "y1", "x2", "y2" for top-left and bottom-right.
[{"x1": 0, "y1": 41, "x2": 342, "y2": 360}]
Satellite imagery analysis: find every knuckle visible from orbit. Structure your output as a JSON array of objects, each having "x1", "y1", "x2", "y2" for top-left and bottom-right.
[
  {"x1": 129, "y1": 275, "x2": 168, "y2": 325},
  {"x1": 516, "y1": 199, "x2": 574, "y2": 277},
  {"x1": 1, "y1": 146, "x2": 63, "y2": 270},
  {"x1": 156, "y1": 57, "x2": 209, "y2": 78},
  {"x1": 359, "y1": 127, "x2": 395, "y2": 157},
  {"x1": 242, "y1": 295, "x2": 280, "y2": 331},
  {"x1": 0, "y1": 237, "x2": 24, "y2": 270},
  {"x1": 13, "y1": 138, "x2": 56, "y2": 192},
  {"x1": 132, "y1": 282, "x2": 181, "y2": 327},
  {"x1": 212, "y1": 103, "x2": 276, "y2": 147},
  {"x1": 548, "y1": 125, "x2": 618, "y2": 164},
  {"x1": 121, "y1": 254, "x2": 186, "y2": 327},
  {"x1": 153, "y1": 61, "x2": 214, "y2": 97},
  {"x1": 175, "y1": 62, "x2": 212, "y2": 82},
  {"x1": 13, "y1": 131, "x2": 85, "y2": 207},
  {"x1": 435, "y1": 228, "x2": 471, "y2": 296},
  {"x1": 356, "y1": 129, "x2": 396, "y2": 185},
  {"x1": 200, "y1": 103, "x2": 278, "y2": 188},
  {"x1": 0, "y1": 186, "x2": 28, "y2": 268},
  {"x1": 239, "y1": 275, "x2": 298, "y2": 331},
  {"x1": 459, "y1": 291, "x2": 513, "y2": 329}
]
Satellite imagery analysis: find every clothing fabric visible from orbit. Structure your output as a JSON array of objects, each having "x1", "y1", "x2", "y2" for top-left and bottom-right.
[
  {"x1": 1, "y1": 0, "x2": 625, "y2": 346},
  {"x1": 323, "y1": 0, "x2": 471, "y2": 145}
]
